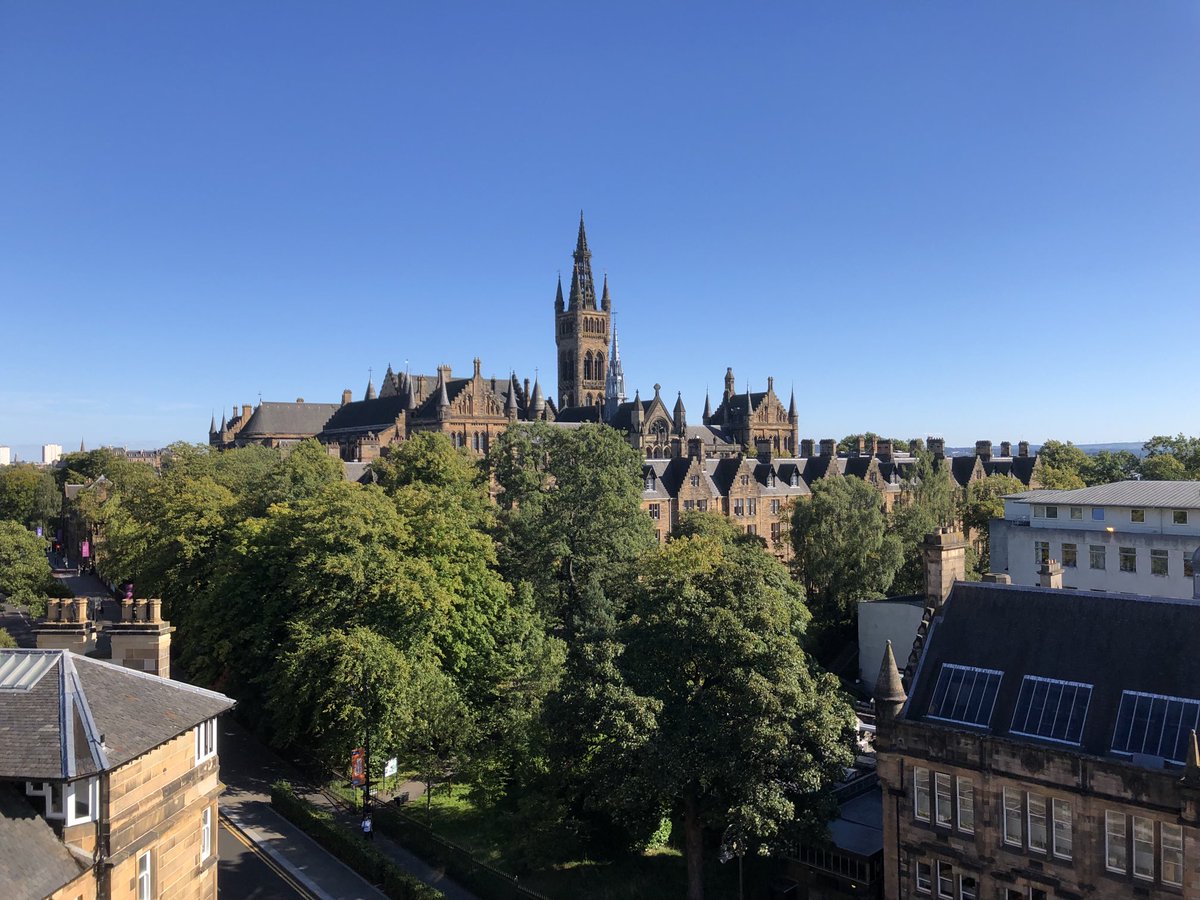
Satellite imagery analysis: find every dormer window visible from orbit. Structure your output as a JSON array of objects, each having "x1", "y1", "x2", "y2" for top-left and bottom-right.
[
  {"x1": 644, "y1": 471, "x2": 656, "y2": 491},
  {"x1": 195, "y1": 719, "x2": 217, "y2": 764},
  {"x1": 790, "y1": 472, "x2": 799, "y2": 487}
]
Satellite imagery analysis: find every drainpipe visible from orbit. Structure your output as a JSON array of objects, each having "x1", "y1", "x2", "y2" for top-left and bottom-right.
[{"x1": 96, "y1": 770, "x2": 112, "y2": 899}]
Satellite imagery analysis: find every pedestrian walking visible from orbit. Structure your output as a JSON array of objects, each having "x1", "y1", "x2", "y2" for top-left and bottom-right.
[{"x1": 361, "y1": 814, "x2": 373, "y2": 841}]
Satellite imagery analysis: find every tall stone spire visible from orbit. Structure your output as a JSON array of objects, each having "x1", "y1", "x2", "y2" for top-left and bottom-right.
[
  {"x1": 568, "y1": 211, "x2": 597, "y2": 311},
  {"x1": 603, "y1": 325, "x2": 626, "y2": 422},
  {"x1": 80, "y1": 438, "x2": 85, "y2": 453},
  {"x1": 554, "y1": 274, "x2": 564, "y2": 314},
  {"x1": 601, "y1": 273, "x2": 611, "y2": 312},
  {"x1": 673, "y1": 392, "x2": 687, "y2": 436},
  {"x1": 365, "y1": 378, "x2": 377, "y2": 401},
  {"x1": 788, "y1": 388, "x2": 797, "y2": 422},
  {"x1": 505, "y1": 373, "x2": 519, "y2": 420},
  {"x1": 209, "y1": 413, "x2": 217, "y2": 435},
  {"x1": 219, "y1": 413, "x2": 227, "y2": 433}
]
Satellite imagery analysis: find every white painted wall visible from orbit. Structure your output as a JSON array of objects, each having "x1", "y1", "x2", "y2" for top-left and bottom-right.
[{"x1": 858, "y1": 598, "x2": 925, "y2": 691}]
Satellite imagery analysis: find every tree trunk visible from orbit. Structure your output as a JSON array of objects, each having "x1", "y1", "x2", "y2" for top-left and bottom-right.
[{"x1": 683, "y1": 795, "x2": 704, "y2": 900}]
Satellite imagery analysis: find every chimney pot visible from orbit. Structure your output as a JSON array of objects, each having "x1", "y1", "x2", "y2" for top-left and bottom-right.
[
  {"x1": 819, "y1": 438, "x2": 836, "y2": 458},
  {"x1": 1038, "y1": 560, "x2": 1064, "y2": 589},
  {"x1": 342, "y1": 389, "x2": 353, "y2": 406},
  {"x1": 975, "y1": 440, "x2": 992, "y2": 460},
  {"x1": 148, "y1": 599, "x2": 163, "y2": 623},
  {"x1": 1000, "y1": 441, "x2": 1012, "y2": 457},
  {"x1": 47, "y1": 598, "x2": 61, "y2": 622},
  {"x1": 121, "y1": 599, "x2": 134, "y2": 623},
  {"x1": 800, "y1": 438, "x2": 815, "y2": 457},
  {"x1": 1018, "y1": 440, "x2": 1030, "y2": 458},
  {"x1": 877, "y1": 440, "x2": 893, "y2": 461}
]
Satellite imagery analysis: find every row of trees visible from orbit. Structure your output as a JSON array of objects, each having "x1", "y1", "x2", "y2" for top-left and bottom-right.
[
  {"x1": 1038, "y1": 436, "x2": 1200, "y2": 488},
  {"x1": 67, "y1": 429, "x2": 853, "y2": 900}
]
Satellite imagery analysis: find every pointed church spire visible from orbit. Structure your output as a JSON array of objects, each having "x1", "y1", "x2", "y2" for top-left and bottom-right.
[
  {"x1": 569, "y1": 211, "x2": 596, "y2": 310},
  {"x1": 219, "y1": 413, "x2": 227, "y2": 433},
  {"x1": 80, "y1": 438, "x2": 85, "y2": 453},
  {"x1": 530, "y1": 377, "x2": 545, "y2": 417},
  {"x1": 555, "y1": 274, "x2": 564, "y2": 314},
  {"x1": 365, "y1": 378, "x2": 377, "y2": 401},
  {"x1": 437, "y1": 374, "x2": 450, "y2": 407},
  {"x1": 788, "y1": 388, "x2": 797, "y2": 421},
  {"x1": 702, "y1": 391, "x2": 712, "y2": 423},
  {"x1": 505, "y1": 373, "x2": 519, "y2": 419},
  {"x1": 604, "y1": 325, "x2": 626, "y2": 422},
  {"x1": 673, "y1": 391, "x2": 687, "y2": 435},
  {"x1": 209, "y1": 413, "x2": 217, "y2": 435},
  {"x1": 601, "y1": 273, "x2": 611, "y2": 312},
  {"x1": 576, "y1": 210, "x2": 589, "y2": 254}
]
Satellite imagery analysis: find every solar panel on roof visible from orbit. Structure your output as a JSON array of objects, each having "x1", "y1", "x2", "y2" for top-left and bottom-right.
[
  {"x1": 1009, "y1": 676, "x2": 1092, "y2": 745},
  {"x1": 926, "y1": 664, "x2": 1003, "y2": 728},
  {"x1": 1111, "y1": 691, "x2": 1200, "y2": 764}
]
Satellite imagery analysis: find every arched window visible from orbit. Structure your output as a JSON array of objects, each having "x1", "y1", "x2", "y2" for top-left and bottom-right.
[
  {"x1": 585, "y1": 393, "x2": 593, "y2": 407},
  {"x1": 596, "y1": 352, "x2": 604, "y2": 377},
  {"x1": 583, "y1": 351, "x2": 593, "y2": 381}
]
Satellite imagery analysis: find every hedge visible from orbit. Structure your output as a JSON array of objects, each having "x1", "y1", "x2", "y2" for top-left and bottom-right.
[{"x1": 270, "y1": 780, "x2": 443, "y2": 900}]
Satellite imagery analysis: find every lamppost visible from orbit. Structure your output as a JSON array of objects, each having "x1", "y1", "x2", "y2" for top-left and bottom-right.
[{"x1": 719, "y1": 825, "x2": 745, "y2": 900}]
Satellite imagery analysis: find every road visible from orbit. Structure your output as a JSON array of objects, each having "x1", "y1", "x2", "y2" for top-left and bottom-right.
[{"x1": 220, "y1": 815, "x2": 314, "y2": 899}]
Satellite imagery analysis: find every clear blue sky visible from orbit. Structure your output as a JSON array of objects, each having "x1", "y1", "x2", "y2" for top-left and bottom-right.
[{"x1": 2, "y1": 2, "x2": 1198, "y2": 459}]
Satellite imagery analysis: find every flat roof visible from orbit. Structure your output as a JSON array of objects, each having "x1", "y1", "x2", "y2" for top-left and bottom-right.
[{"x1": 1005, "y1": 480, "x2": 1200, "y2": 510}]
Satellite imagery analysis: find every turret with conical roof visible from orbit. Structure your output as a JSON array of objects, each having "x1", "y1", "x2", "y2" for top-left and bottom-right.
[
  {"x1": 530, "y1": 377, "x2": 545, "y2": 419},
  {"x1": 555, "y1": 212, "x2": 610, "y2": 409},
  {"x1": 673, "y1": 392, "x2": 687, "y2": 436},
  {"x1": 365, "y1": 378, "x2": 377, "y2": 401},
  {"x1": 209, "y1": 414, "x2": 217, "y2": 436},
  {"x1": 702, "y1": 391, "x2": 712, "y2": 425},
  {"x1": 875, "y1": 641, "x2": 907, "y2": 733}
]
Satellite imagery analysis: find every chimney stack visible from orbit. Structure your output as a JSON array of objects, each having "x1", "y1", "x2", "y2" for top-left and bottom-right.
[
  {"x1": 1039, "y1": 561, "x2": 1064, "y2": 589},
  {"x1": 756, "y1": 438, "x2": 773, "y2": 463},
  {"x1": 927, "y1": 437, "x2": 946, "y2": 459},
  {"x1": 688, "y1": 437, "x2": 705, "y2": 461},
  {"x1": 855, "y1": 437, "x2": 866, "y2": 457},
  {"x1": 800, "y1": 438, "x2": 815, "y2": 457},
  {"x1": 1000, "y1": 441, "x2": 1012, "y2": 457},
  {"x1": 819, "y1": 438, "x2": 836, "y2": 458},
  {"x1": 876, "y1": 440, "x2": 893, "y2": 462},
  {"x1": 922, "y1": 528, "x2": 967, "y2": 608},
  {"x1": 342, "y1": 389, "x2": 353, "y2": 406},
  {"x1": 1018, "y1": 440, "x2": 1030, "y2": 458},
  {"x1": 109, "y1": 599, "x2": 175, "y2": 678},
  {"x1": 975, "y1": 440, "x2": 992, "y2": 461},
  {"x1": 242, "y1": 404, "x2": 252, "y2": 419}
]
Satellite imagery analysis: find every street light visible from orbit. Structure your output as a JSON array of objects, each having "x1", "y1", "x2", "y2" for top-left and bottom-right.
[{"x1": 719, "y1": 825, "x2": 746, "y2": 900}]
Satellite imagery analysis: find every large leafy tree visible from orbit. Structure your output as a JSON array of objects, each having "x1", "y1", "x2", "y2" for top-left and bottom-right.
[
  {"x1": 961, "y1": 473, "x2": 1025, "y2": 572},
  {"x1": 0, "y1": 521, "x2": 54, "y2": 610},
  {"x1": 0, "y1": 464, "x2": 60, "y2": 531},
  {"x1": 489, "y1": 423, "x2": 654, "y2": 623},
  {"x1": 586, "y1": 527, "x2": 854, "y2": 900},
  {"x1": 1036, "y1": 440, "x2": 1088, "y2": 490},
  {"x1": 1143, "y1": 434, "x2": 1200, "y2": 477},
  {"x1": 1138, "y1": 453, "x2": 1188, "y2": 481},
  {"x1": 791, "y1": 475, "x2": 903, "y2": 630},
  {"x1": 1085, "y1": 450, "x2": 1140, "y2": 485},
  {"x1": 890, "y1": 451, "x2": 957, "y2": 596}
]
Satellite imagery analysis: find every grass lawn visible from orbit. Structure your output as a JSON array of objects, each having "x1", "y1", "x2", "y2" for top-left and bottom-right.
[{"x1": 388, "y1": 781, "x2": 760, "y2": 900}]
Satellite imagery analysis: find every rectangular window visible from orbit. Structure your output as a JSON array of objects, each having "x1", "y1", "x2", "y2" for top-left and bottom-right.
[
  {"x1": 1131, "y1": 508, "x2": 1145, "y2": 523},
  {"x1": 201, "y1": 806, "x2": 212, "y2": 861},
  {"x1": 1009, "y1": 675, "x2": 1093, "y2": 745},
  {"x1": 937, "y1": 862, "x2": 954, "y2": 899},
  {"x1": 1173, "y1": 510, "x2": 1188, "y2": 525},
  {"x1": 48, "y1": 782, "x2": 63, "y2": 818},
  {"x1": 745, "y1": 524, "x2": 756, "y2": 536},
  {"x1": 1052, "y1": 798, "x2": 1072, "y2": 859},
  {"x1": 1106, "y1": 811, "x2": 1127, "y2": 873},
  {"x1": 697, "y1": 500, "x2": 708, "y2": 512},
  {"x1": 733, "y1": 499, "x2": 744, "y2": 517},
  {"x1": 914, "y1": 768, "x2": 930, "y2": 822},
  {"x1": 958, "y1": 876, "x2": 977, "y2": 900},
  {"x1": 1133, "y1": 816, "x2": 1154, "y2": 880},
  {"x1": 770, "y1": 499, "x2": 780, "y2": 515},
  {"x1": 770, "y1": 522, "x2": 780, "y2": 543},
  {"x1": 915, "y1": 860, "x2": 932, "y2": 894},
  {"x1": 648, "y1": 503, "x2": 660, "y2": 520},
  {"x1": 1034, "y1": 505, "x2": 1045, "y2": 518},
  {"x1": 683, "y1": 500, "x2": 695, "y2": 511},
  {"x1": 1035, "y1": 541, "x2": 1050, "y2": 565},
  {"x1": 1061, "y1": 543, "x2": 1077, "y2": 568},
  {"x1": 195, "y1": 719, "x2": 217, "y2": 764},
  {"x1": 67, "y1": 778, "x2": 96, "y2": 825},
  {"x1": 934, "y1": 773, "x2": 952, "y2": 827},
  {"x1": 1003, "y1": 787, "x2": 1022, "y2": 846},
  {"x1": 1111, "y1": 690, "x2": 1200, "y2": 762},
  {"x1": 1119, "y1": 547, "x2": 1136, "y2": 573},
  {"x1": 1092, "y1": 507, "x2": 1105, "y2": 521},
  {"x1": 956, "y1": 779, "x2": 974, "y2": 834},
  {"x1": 1070, "y1": 506, "x2": 1083, "y2": 520},
  {"x1": 689, "y1": 475, "x2": 700, "y2": 488},
  {"x1": 747, "y1": 498, "x2": 757, "y2": 516},
  {"x1": 1151, "y1": 549, "x2": 1168, "y2": 576},
  {"x1": 926, "y1": 664, "x2": 1004, "y2": 728},
  {"x1": 1162, "y1": 822, "x2": 1184, "y2": 886},
  {"x1": 1045, "y1": 505, "x2": 1058, "y2": 519},
  {"x1": 137, "y1": 850, "x2": 152, "y2": 900},
  {"x1": 1027, "y1": 793, "x2": 1047, "y2": 852},
  {"x1": 1090, "y1": 545, "x2": 1106, "y2": 570},
  {"x1": 1186, "y1": 553, "x2": 1195, "y2": 578}
]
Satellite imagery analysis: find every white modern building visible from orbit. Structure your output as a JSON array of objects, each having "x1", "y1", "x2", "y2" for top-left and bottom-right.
[
  {"x1": 41, "y1": 443, "x2": 62, "y2": 465},
  {"x1": 0, "y1": 446, "x2": 10, "y2": 466},
  {"x1": 990, "y1": 481, "x2": 1200, "y2": 600}
]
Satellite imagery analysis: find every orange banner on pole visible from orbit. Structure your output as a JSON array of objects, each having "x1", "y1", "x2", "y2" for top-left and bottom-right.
[{"x1": 350, "y1": 748, "x2": 366, "y2": 786}]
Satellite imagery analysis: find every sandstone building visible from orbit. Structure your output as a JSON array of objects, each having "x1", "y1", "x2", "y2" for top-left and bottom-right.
[
  {"x1": 875, "y1": 573, "x2": 1200, "y2": 899},
  {"x1": 0, "y1": 645, "x2": 234, "y2": 900}
]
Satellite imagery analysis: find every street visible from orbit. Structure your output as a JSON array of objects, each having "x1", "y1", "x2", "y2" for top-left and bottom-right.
[{"x1": 219, "y1": 816, "x2": 313, "y2": 899}]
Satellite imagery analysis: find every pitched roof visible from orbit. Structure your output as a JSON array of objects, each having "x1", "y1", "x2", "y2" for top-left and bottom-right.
[
  {"x1": 0, "y1": 650, "x2": 234, "y2": 780},
  {"x1": 903, "y1": 583, "x2": 1200, "y2": 765},
  {"x1": 238, "y1": 402, "x2": 340, "y2": 438},
  {"x1": 555, "y1": 405, "x2": 602, "y2": 424},
  {"x1": 706, "y1": 391, "x2": 770, "y2": 426},
  {"x1": 1006, "y1": 480, "x2": 1200, "y2": 509},
  {"x1": 0, "y1": 784, "x2": 87, "y2": 900},
  {"x1": 319, "y1": 396, "x2": 410, "y2": 435}
]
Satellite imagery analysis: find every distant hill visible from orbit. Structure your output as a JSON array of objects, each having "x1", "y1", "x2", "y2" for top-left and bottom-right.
[{"x1": 947, "y1": 442, "x2": 1147, "y2": 458}]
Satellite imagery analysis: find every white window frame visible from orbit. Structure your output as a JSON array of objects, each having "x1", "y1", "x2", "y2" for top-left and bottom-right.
[
  {"x1": 934, "y1": 773, "x2": 952, "y2": 827},
  {"x1": 915, "y1": 859, "x2": 932, "y2": 894},
  {"x1": 66, "y1": 778, "x2": 98, "y2": 826},
  {"x1": 1027, "y1": 792, "x2": 1047, "y2": 852},
  {"x1": 1132, "y1": 815, "x2": 1154, "y2": 881},
  {"x1": 1069, "y1": 506, "x2": 1082, "y2": 520},
  {"x1": 958, "y1": 875, "x2": 977, "y2": 900},
  {"x1": 1051, "y1": 798, "x2": 1072, "y2": 860},
  {"x1": 1161, "y1": 821, "x2": 1183, "y2": 887},
  {"x1": 195, "y1": 718, "x2": 217, "y2": 764},
  {"x1": 1002, "y1": 787, "x2": 1022, "y2": 847},
  {"x1": 201, "y1": 805, "x2": 212, "y2": 861},
  {"x1": 936, "y1": 861, "x2": 954, "y2": 899},
  {"x1": 1172, "y1": 509, "x2": 1188, "y2": 525},
  {"x1": 956, "y1": 779, "x2": 974, "y2": 834},
  {"x1": 137, "y1": 849, "x2": 152, "y2": 900},
  {"x1": 1105, "y1": 810, "x2": 1127, "y2": 874},
  {"x1": 1131, "y1": 508, "x2": 1145, "y2": 523},
  {"x1": 914, "y1": 768, "x2": 931, "y2": 822},
  {"x1": 1045, "y1": 505, "x2": 1058, "y2": 519}
]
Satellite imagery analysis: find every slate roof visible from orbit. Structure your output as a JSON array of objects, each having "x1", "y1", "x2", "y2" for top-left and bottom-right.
[
  {"x1": 320, "y1": 396, "x2": 410, "y2": 435},
  {"x1": 238, "y1": 402, "x2": 340, "y2": 438},
  {"x1": 0, "y1": 650, "x2": 234, "y2": 780},
  {"x1": 1006, "y1": 480, "x2": 1200, "y2": 510},
  {"x1": 706, "y1": 391, "x2": 770, "y2": 426},
  {"x1": 608, "y1": 399, "x2": 655, "y2": 430},
  {"x1": 0, "y1": 784, "x2": 87, "y2": 900},
  {"x1": 555, "y1": 405, "x2": 602, "y2": 423},
  {"x1": 903, "y1": 582, "x2": 1200, "y2": 765}
]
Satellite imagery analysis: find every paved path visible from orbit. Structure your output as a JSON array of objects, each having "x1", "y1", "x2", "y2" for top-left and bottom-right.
[
  {"x1": 219, "y1": 716, "x2": 481, "y2": 900},
  {"x1": 219, "y1": 815, "x2": 313, "y2": 898}
]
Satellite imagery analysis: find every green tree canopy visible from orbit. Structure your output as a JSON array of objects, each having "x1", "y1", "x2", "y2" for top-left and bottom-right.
[
  {"x1": 1084, "y1": 450, "x2": 1140, "y2": 485},
  {"x1": 890, "y1": 452, "x2": 957, "y2": 596},
  {"x1": 1138, "y1": 453, "x2": 1188, "y2": 481},
  {"x1": 1036, "y1": 440, "x2": 1088, "y2": 490},
  {"x1": 1144, "y1": 434, "x2": 1200, "y2": 477},
  {"x1": 961, "y1": 473, "x2": 1025, "y2": 573},
  {"x1": 790, "y1": 476, "x2": 903, "y2": 630},
  {"x1": 0, "y1": 521, "x2": 54, "y2": 611},
  {"x1": 0, "y1": 464, "x2": 59, "y2": 531}
]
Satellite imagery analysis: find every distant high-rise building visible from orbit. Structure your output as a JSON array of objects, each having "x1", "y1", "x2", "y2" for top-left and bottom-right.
[
  {"x1": 0, "y1": 446, "x2": 11, "y2": 466},
  {"x1": 41, "y1": 444, "x2": 62, "y2": 465}
]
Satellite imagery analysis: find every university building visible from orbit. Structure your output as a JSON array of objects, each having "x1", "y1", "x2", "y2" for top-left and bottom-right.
[{"x1": 875, "y1": 568, "x2": 1200, "y2": 899}]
